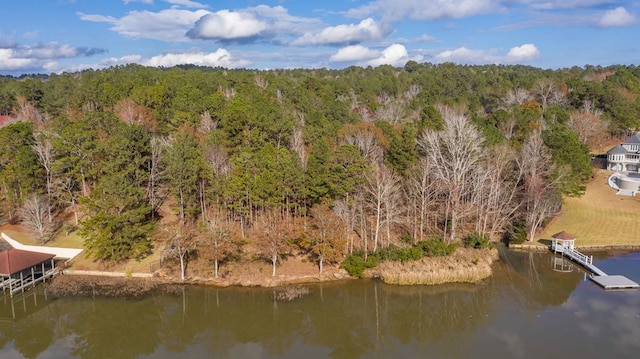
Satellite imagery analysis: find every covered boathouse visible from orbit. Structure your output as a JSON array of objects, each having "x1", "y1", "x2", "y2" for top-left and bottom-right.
[{"x1": 0, "y1": 249, "x2": 57, "y2": 297}]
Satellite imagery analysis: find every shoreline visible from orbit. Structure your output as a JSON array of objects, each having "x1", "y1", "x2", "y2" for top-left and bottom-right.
[
  {"x1": 47, "y1": 244, "x2": 640, "y2": 297},
  {"x1": 509, "y1": 243, "x2": 640, "y2": 252}
]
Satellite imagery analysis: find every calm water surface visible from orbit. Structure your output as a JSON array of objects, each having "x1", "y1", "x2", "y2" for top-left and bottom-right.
[{"x1": 1, "y1": 249, "x2": 639, "y2": 359}]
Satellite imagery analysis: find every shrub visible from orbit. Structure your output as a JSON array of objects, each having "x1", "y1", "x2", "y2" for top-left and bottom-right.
[
  {"x1": 505, "y1": 222, "x2": 527, "y2": 245},
  {"x1": 417, "y1": 238, "x2": 456, "y2": 256},
  {"x1": 464, "y1": 232, "x2": 491, "y2": 249},
  {"x1": 340, "y1": 251, "x2": 379, "y2": 277}
]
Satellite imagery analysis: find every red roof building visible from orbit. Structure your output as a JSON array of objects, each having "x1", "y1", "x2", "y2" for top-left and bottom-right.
[
  {"x1": 0, "y1": 249, "x2": 57, "y2": 297},
  {"x1": 0, "y1": 249, "x2": 55, "y2": 276}
]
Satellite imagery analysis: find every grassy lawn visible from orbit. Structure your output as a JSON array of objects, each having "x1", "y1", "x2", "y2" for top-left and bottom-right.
[{"x1": 537, "y1": 169, "x2": 640, "y2": 247}]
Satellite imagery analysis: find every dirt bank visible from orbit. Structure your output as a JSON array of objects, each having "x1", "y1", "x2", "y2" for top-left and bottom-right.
[{"x1": 46, "y1": 275, "x2": 181, "y2": 298}]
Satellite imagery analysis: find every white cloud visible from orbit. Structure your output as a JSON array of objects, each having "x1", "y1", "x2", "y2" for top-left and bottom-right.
[
  {"x1": 144, "y1": 49, "x2": 251, "y2": 68},
  {"x1": 366, "y1": 44, "x2": 422, "y2": 67},
  {"x1": 330, "y1": 45, "x2": 380, "y2": 62},
  {"x1": 124, "y1": 0, "x2": 153, "y2": 4},
  {"x1": 506, "y1": 43, "x2": 540, "y2": 61},
  {"x1": 434, "y1": 46, "x2": 486, "y2": 63},
  {"x1": 165, "y1": 0, "x2": 208, "y2": 9},
  {"x1": 0, "y1": 48, "x2": 38, "y2": 71},
  {"x1": 77, "y1": 12, "x2": 117, "y2": 23},
  {"x1": 330, "y1": 44, "x2": 422, "y2": 67},
  {"x1": 0, "y1": 42, "x2": 107, "y2": 73},
  {"x1": 293, "y1": 18, "x2": 390, "y2": 46},
  {"x1": 526, "y1": 0, "x2": 617, "y2": 11},
  {"x1": 347, "y1": 0, "x2": 500, "y2": 21},
  {"x1": 598, "y1": 7, "x2": 638, "y2": 27},
  {"x1": 433, "y1": 44, "x2": 539, "y2": 64},
  {"x1": 82, "y1": 5, "x2": 318, "y2": 44},
  {"x1": 80, "y1": 9, "x2": 209, "y2": 42},
  {"x1": 187, "y1": 10, "x2": 268, "y2": 40}
]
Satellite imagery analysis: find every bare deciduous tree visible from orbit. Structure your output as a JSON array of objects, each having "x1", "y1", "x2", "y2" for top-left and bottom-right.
[
  {"x1": 568, "y1": 100, "x2": 608, "y2": 147},
  {"x1": 291, "y1": 110, "x2": 308, "y2": 170},
  {"x1": 32, "y1": 131, "x2": 54, "y2": 222},
  {"x1": 366, "y1": 164, "x2": 401, "y2": 251},
  {"x1": 197, "y1": 111, "x2": 218, "y2": 134},
  {"x1": 535, "y1": 79, "x2": 567, "y2": 111},
  {"x1": 518, "y1": 129, "x2": 563, "y2": 241},
  {"x1": 15, "y1": 96, "x2": 44, "y2": 123},
  {"x1": 339, "y1": 123, "x2": 387, "y2": 164},
  {"x1": 305, "y1": 204, "x2": 347, "y2": 275},
  {"x1": 148, "y1": 136, "x2": 169, "y2": 218},
  {"x1": 206, "y1": 209, "x2": 239, "y2": 278},
  {"x1": 375, "y1": 102, "x2": 405, "y2": 124},
  {"x1": 163, "y1": 226, "x2": 199, "y2": 281},
  {"x1": 418, "y1": 105, "x2": 484, "y2": 243},
  {"x1": 472, "y1": 145, "x2": 523, "y2": 238},
  {"x1": 405, "y1": 158, "x2": 438, "y2": 243},
  {"x1": 503, "y1": 88, "x2": 532, "y2": 107},
  {"x1": 256, "y1": 210, "x2": 293, "y2": 277},
  {"x1": 20, "y1": 194, "x2": 51, "y2": 243}
]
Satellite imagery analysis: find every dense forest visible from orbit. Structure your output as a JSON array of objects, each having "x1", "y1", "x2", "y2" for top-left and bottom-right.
[{"x1": 0, "y1": 62, "x2": 639, "y2": 275}]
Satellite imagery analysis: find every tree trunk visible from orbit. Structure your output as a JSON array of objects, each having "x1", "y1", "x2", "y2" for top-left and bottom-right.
[
  {"x1": 271, "y1": 255, "x2": 277, "y2": 277},
  {"x1": 179, "y1": 253, "x2": 186, "y2": 281}
]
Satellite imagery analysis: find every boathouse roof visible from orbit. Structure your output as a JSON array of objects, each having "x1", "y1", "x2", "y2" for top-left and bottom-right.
[
  {"x1": 0, "y1": 249, "x2": 55, "y2": 276},
  {"x1": 552, "y1": 231, "x2": 576, "y2": 240}
]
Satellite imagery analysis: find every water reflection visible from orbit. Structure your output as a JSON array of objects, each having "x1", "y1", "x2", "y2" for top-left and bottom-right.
[{"x1": 0, "y1": 250, "x2": 638, "y2": 359}]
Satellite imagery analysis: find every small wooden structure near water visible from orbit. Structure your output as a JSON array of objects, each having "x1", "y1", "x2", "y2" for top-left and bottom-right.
[
  {"x1": 0, "y1": 249, "x2": 58, "y2": 297},
  {"x1": 551, "y1": 231, "x2": 639, "y2": 290}
]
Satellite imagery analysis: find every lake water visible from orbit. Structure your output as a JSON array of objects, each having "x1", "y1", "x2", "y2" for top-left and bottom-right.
[{"x1": 1, "y1": 248, "x2": 639, "y2": 359}]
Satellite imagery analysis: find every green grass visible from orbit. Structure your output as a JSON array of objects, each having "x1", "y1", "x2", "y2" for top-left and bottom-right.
[{"x1": 537, "y1": 169, "x2": 640, "y2": 247}]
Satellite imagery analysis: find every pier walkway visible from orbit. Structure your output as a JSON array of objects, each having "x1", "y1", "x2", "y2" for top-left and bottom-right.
[{"x1": 551, "y1": 234, "x2": 639, "y2": 290}]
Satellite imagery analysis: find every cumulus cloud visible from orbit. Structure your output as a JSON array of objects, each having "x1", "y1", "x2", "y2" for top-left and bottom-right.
[
  {"x1": 293, "y1": 18, "x2": 391, "y2": 46},
  {"x1": 433, "y1": 43, "x2": 539, "y2": 64},
  {"x1": 329, "y1": 45, "x2": 380, "y2": 62},
  {"x1": 506, "y1": 44, "x2": 540, "y2": 62},
  {"x1": 0, "y1": 49, "x2": 39, "y2": 71},
  {"x1": 82, "y1": 5, "x2": 317, "y2": 44},
  {"x1": 347, "y1": 0, "x2": 499, "y2": 21},
  {"x1": 144, "y1": 49, "x2": 251, "y2": 68},
  {"x1": 366, "y1": 44, "x2": 417, "y2": 66},
  {"x1": 598, "y1": 7, "x2": 638, "y2": 27},
  {"x1": 329, "y1": 44, "x2": 421, "y2": 67},
  {"x1": 80, "y1": 9, "x2": 209, "y2": 42},
  {"x1": 187, "y1": 10, "x2": 268, "y2": 40},
  {"x1": 0, "y1": 42, "x2": 107, "y2": 72}
]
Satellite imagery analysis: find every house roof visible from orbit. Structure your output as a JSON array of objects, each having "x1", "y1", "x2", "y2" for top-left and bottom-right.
[
  {"x1": 0, "y1": 249, "x2": 55, "y2": 276},
  {"x1": 552, "y1": 231, "x2": 576, "y2": 240},
  {"x1": 623, "y1": 134, "x2": 640, "y2": 145},
  {"x1": 607, "y1": 145, "x2": 627, "y2": 155}
]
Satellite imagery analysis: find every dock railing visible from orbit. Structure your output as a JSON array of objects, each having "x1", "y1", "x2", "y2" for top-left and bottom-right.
[{"x1": 565, "y1": 249, "x2": 592, "y2": 266}]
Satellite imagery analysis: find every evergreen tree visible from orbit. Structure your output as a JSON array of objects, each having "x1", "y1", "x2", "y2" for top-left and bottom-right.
[{"x1": 80, "y1": 121, "x2": 154, "y2": 261}]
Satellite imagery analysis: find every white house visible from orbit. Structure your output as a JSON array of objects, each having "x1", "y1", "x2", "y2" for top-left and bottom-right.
[{"x1": 606, "y1": 133, "x2": 640, "y2": 173}]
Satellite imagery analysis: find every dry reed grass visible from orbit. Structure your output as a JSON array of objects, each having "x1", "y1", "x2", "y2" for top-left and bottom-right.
[{"x1": 368, "y1": 247, "x2": 499, "y2": 285}]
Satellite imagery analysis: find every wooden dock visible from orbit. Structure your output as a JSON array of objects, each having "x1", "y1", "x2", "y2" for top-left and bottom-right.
[
  {"x1": 1, "y1": 268, "x2": 58, "y2": 296},
  {"x1": 555, "y1": 248, "x2": 639, "y2": 290}
]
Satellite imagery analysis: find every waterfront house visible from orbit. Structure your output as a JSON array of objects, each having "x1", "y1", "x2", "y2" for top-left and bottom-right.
[{"x1": 607, "y1": 133, "x2": 640, "y2": 173}]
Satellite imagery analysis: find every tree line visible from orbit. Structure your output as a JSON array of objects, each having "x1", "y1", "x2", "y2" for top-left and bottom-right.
[{"x1": 0, "y1": 62, "x2": 638, "y2": 275}]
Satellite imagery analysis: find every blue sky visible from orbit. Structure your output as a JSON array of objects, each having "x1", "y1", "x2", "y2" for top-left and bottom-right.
[{"x1": 0, "y1": 0, "x2": 639, "y2": 75}]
